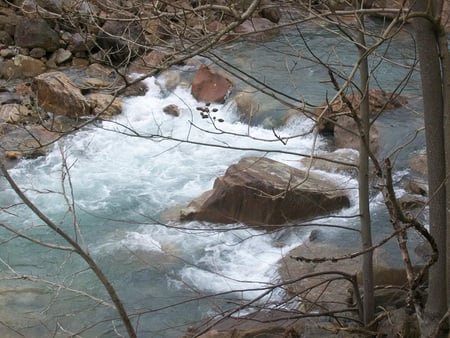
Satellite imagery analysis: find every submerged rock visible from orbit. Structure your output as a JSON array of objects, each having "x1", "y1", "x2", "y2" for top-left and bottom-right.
[{"x1": 180, "y1": 157, "x2": 350, "y2": 226}]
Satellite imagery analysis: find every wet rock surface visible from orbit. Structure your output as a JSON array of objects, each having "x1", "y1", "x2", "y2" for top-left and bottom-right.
[{"x1": 181, "y1": 157, "x2": 350, "y2": 226}]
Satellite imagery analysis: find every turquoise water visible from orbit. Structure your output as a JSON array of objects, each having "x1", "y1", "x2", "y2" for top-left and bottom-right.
[{"x1": 0, "y1": 20, "x2": 424, "y2": 337}]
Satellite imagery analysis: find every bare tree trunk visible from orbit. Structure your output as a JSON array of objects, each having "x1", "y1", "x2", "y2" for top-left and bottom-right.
[
  {"x1": 355, "y1": 0, "x2": 374, "y2": 326},
  {"x1": 437, "y1": 6, "x2": 450, "y2": 313},
  {"x1": 412, "y1": 0, "x2": 448, "y2": 336}
]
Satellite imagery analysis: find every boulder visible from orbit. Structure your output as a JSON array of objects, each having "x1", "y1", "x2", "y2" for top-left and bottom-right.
[
  {"x1": 279, "y1": 241, "x2": 420, "y2": 313},
  {"x1": 300, "y1": 148, "x2": 359, "y2": 174},
  {"x1": 85, "y1": 93, "x2": 122, "y2": 117},
  {"x1": 377, "y1": 308, "x2": 420, "y2": 337},
  {"x1": 334, "y1": 114, "x2": 380, "y2": 154},
  {"x1": 191, "y1": 65, "x2": 233, "y2": 104},
  {"x1": 29, "y1": 47, "x2": 47, "y2": 59},
  {"x1": 0, "y1": 6, "x2": 20, "y2": 36},
  {"x1": 47, "y1": 48, "x2": 72, "y2": 66},
  {"x1": 183, "y1": 311, "x2": 305, "y2": 338},
  {"x1": 0, "y1": 31, "x2": 13, "y2": 46},
  {"x1": 403, "y1": 177, "x2": 428, "y2": 196},
  {"x1": 128, "y1": 50, "x2": 170, "y2": 74},
  {"x1": 233, "y1": 90, "x2": 258, "y2": 121},
  {"x1": 259, "y1": 0, "x2": 282, "y2": 23},
  {"x1": 158, "y1": 70, "x2": 181, "y2": 92},
  {"x1": 162, "y1": 104, "x2": 180, "y2": 117},
  {"x1": 181, "y1": 157, "x2": 350, "y2": 226},
  {"x1": 233, "y1": 17, "x2": 279, "y2": 41},
  {"x1": 0, "y1": 124, "x2": 59, "y2": 159},
  {"x1": 96, "y1": 15, "x2": 146, "y2": 64},
  {"x1": 315, "y1": 89, "x2": 408, "y2": 134},
  {"x1": 67, "y1": 32, "x2": 95, "y2": 54},
  {"x1": 0, "y1": 103, "x2": 35, "y2": 124},
  {"x1": 34, "y1": 71, "x2": 91, "y2": 118},
  {"x1": 0, "y1": 89, "x2": 20, "y2": 105},
  {"x1": 398, "y1": 194, "x2": 427, "y2": 211},
  {"x1": 86, "y1": 63, "x2": 116, "y2": 79},
  {"x1": 14, "y1": 18, "x2": 60, "y2": 52},
  {"x1": 0, "y1": 55, "x2": 46, "y2": 79},
  {"x1": 409, "y1": 150, "x2": 427, "y2": 176}
]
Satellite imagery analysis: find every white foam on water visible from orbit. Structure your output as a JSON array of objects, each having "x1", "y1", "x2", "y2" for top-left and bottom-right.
[{"x1": 1, "y1": 74, "x2": 358, "y2": 319}]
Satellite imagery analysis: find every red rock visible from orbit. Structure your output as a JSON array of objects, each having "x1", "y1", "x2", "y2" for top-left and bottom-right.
[{"x1": 191, "y1": 64, "x2": 232, "y2": 104}]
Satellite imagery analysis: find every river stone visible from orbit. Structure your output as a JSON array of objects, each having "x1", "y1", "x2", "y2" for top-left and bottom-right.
[
  {"x1": 278, "y1": 241, "x2": 420, "y2": 314},
  {"x1": 315, "y1": 89, "x2": 409, "y2": 134},
  {"x1": 128, "y1": 50, "x2": 170, "y2": 74},
  {"x1": 0, "y1": 31, "x2": 13, "y2": 46},
  {"x1": 233, "y1": 17, "x2": 279, "y2": 41},
  {"x1": 0, "y1": 124, "x2": 59, "y2": 158},
  {"x1": 0, "y1": 103, "x2": 35, "y2": 124},
  {"x1": 29, "y1": 47, "x2": 47, "y2": 59},
  {"x1": 300, "y1": 148, "x2": 359, "y2": 174},
  {"x1": 14, "y1": 18, "x2": 60, "y2": 52},
  {"x1": 259, "y1": 6, "x2": 281, "y2": 23},
  {"x1": 233, "y1": 90, "x2": 258, "y2": 121},
  {"x1": 85, "y1": 93, "x2": 122, "y2": 117},
  {"x1": 0, "y1": 55, "x2": 46, "y2": 79},
  {"x1": 96, "y1": 15, "x2": 146, "y2": 64},
  {"x1": 48, "y1": 48, "x2": 72, "y2": 66},
  {"x1": 408, "y1": 150, "x2": 427, "y2": 176},
  {"x1": 191, "y1": 64, "x2": 233, "y2": 104},
  {"x1": 34, "y1": 71, "x2": 91, "y2": 118},
  {"x1": 181, "y1": 157, "x2": 350, "y2": 226},
  {"x1": 186, "y1": 311, "x2": 305, "y2": 337},
  {"x1": 162, "y1": 104, "x2": 180, "y2": 117},
  {"x1": 334, "y1": 114, "x2": 380, "y2": 154},
  {"x1": 0, "y1": 90, "x2": 20, "y2": 105},
  {"x1": 402, "y1": 177, "x2": 428, "y2": 196},
  {"x1": 68, "y1": 32, "x2": 95, "y2": 53}
]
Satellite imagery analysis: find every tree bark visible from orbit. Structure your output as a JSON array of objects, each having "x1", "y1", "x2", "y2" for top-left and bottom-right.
[
  {"x1": 355, "y1": 0, "x2": 374, "y2": 326},
  {"x1": 436, "y1": 4, "x2": 450, "y2": 314},
  {"x1": 412, "y1": 0, "x2": 448, "y2": 336}
]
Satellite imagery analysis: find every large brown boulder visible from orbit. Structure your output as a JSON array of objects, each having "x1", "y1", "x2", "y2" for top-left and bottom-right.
[
  {"x1": 191, "y1": 64, "x2": 233, "y2": 104},
  {"x1": 14, "y1": 18, "x2": 60, "y2": 52},
  {"x1": 181, "y1": 157, "x2": 350, "y2": 226},
  {"x1": 34, "y1": 71, "x2": 91, "y2": 118},
  {"x1": 0, "y1": 55, "x2": 46, "y2": 79}
]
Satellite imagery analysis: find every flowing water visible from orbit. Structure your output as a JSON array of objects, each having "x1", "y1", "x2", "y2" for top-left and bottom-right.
[{"x1": 0, "y1": 21, "x2": 425, "y2": 337}]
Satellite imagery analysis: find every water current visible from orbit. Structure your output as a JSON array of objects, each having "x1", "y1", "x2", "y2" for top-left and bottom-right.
[{"x1": 0, "y1": 21, "x2": 425, "y2": 337}]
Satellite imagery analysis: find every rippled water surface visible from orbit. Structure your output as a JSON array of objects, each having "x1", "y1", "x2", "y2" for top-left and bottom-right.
[{"x1": 0, "y1": 20, "x2": 424, "y2": 337}]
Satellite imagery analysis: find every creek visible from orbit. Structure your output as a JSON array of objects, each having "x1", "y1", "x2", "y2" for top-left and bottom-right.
[{"x1": 0, "y1": 20, "x2": 426, "y2": 337}]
